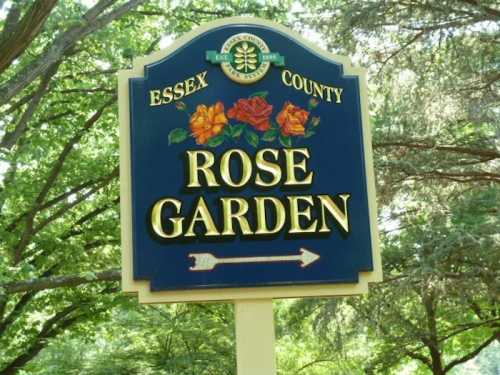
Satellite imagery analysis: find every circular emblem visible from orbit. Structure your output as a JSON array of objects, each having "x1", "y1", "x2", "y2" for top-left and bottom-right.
[{"x1": 220, "y1": 33, "x2": 270, "y2": 84}]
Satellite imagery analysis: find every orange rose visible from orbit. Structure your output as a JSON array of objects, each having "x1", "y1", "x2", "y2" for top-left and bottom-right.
[
  {"x1": 189, "y1": 102, "x2": 228, "y2": 144},
  {"x1": 276, "y1": 102, "x2": 309, "y2": 136},
  {"x1": 227, "y1": 96, "x2": 273, "y2": 131}
]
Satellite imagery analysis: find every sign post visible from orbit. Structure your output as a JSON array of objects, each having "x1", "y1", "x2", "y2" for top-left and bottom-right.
[
  {"x1": 118, "y1": 17, "x2": 382, "y2": 374},
  {"x1": 235, "y1": 300, "x2": 276, "y2": 375}
]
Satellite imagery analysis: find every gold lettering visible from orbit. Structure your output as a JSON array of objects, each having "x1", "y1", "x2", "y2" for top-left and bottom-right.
[
  {"x1": 255, "y1": 148, "x2": 281, "y2": 187},
  {"x1": 185, "y1": 197, "x2": 220, "y2": 236},
  {"x1": 292, "y1": 73, "x2": 303, "y2": 90},
  {"x1": 312, "y1": 82, "x2": 324, "y2": 99},
  {"x1": 288, "y1": 196, "x2": 317, "y2": 233},
  {"x1": 255, "y1": 197, "x2": 286, "y2": 235},
  {"x1": 151, "y1": 198, "x2": 184, "y2": 238},
  {"x1": 221, "y1": 198, "x2": 253, "y2": 235},
  {"x1": 220, "y1": 149, "x2": 252, "y2": 188},
  {"x1": 196, "y1": 70, "x2": 208, "y2": 88},
  {"x1": 333, "y1": 87, "x2": 343, "y2": 103},
  {"x1": 149, "y1": 90, "x2": 162, "y2": 106},
  {"x1": 282, "y1": 69, "x2": 293, "y2": 86},
  {"x1": 303, "y1": 76, "x2": 313, "y2": 95},
  {"x1": 184, "y1": 77, "x2": 196, "y2": 96},
  {"x1": 162, "y1": 87, "x2": 173, "y2": 104},
  {"x1": 284, "y1": 148, "x2": 314, "y2": 186},
  {"x1": 186, "y1": 150, "x2": 219, "y2": 188},
  {"x1": 280, "y1": 68, "x2": 344, "y2": 105},
  {"x1": 318, "y1": 194, "x2": 350, "y2": 233},
  {"x1": 173, "y1": 82, "x2": 185, "y2": 100},
  {"x1": 324, "y1": 87, "x2": 334, "y2": 102}
]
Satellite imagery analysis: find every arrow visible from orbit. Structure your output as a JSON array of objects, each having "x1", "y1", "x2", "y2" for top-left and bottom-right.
[{"x1": 189, "y1": 248, "x2": 320, "y2": 271}]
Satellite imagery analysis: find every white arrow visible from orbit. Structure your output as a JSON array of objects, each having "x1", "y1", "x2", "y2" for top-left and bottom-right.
[{"x1": 189, "y1": 248, "x2": 320, "y2": 271}]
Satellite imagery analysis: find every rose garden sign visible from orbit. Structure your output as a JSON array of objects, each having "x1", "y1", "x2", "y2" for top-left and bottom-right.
[{"x1": 119, "y1": 17, "x2": 381, "y2": 304}]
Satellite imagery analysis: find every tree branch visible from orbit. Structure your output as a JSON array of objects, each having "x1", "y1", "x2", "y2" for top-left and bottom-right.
[
  {"x1": 373, "y1": 141, "x2": 500, "y2": 160},
  {"x1": 459, "y1": 0, "x2": 500, "y2": 19},
  {"x1": 443, "y1": 330, "x2": 500, "y2": 372},
  {"x1": 0, "y1": 0, "x2": 146, "y2": 106},
  {"x1": 0, "y1": 0, "x2": 58, "y2": 75},
  {"x1": 2, "y1": 269, "x2": 120, "y2": 294},
  {"x1": 0, "y1": 62, "x2": 61, "y2": 150},
  {"x1": 11, "y1": 98, "x2": 115, "y2": 263}
]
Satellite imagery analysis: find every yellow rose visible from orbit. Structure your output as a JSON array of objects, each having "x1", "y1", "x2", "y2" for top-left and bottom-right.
[
  {"x1": 276, "y1": 102, "x2": 309, "y2": 136},
  {"x1": 189, "y1": 102, "x2": 228, "y2": 144}
]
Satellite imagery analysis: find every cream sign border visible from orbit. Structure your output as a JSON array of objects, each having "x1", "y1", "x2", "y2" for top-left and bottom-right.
[{"x1": 118, "y1": 17, "x2": 382, "y2": 303}]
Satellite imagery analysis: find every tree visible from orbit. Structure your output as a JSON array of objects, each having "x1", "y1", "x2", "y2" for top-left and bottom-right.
[
  {"x1": 286, "y1": 1, "x2": 499, "y2": 373},
  {"x1": 0, "y1": 1, "x2": 288, "y2": 373},
  {"x1": 1, "y1": 0, "x2": 498, "y2": 374}
]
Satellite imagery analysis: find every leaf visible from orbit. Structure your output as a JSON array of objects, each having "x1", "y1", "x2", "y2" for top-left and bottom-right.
[
  {"x1": 262, "y1": 129, "x2": 278, "y2": 142},
  {"x1": 244, "y1": 129, "x2": 259, "y2": 148},
  {"x1": 249, "y1": 91, "x2": 268, "y2": 98},
  {"x1": 168, "y1": 128, "x2": 189, "y2": 145},
  {"x1": 232, "y1": 124, "x2": 246, "y2": 138},
  {"x1": 304, "y1": 129, "x2": 316, "y2": 138},
  {"x1": 223, "y1": 124, "x2": 233, "y2": 137},
  {"x1": 207, "y1": 135, "x2": 225, "y2": 147},
  {"x1": 279, "y1": 133, "x2": 292, "y2": 147}
]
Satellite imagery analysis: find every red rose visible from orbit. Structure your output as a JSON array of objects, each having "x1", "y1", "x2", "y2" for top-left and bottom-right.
[{"x1": 227, "y1": 96, "x2": 273, "y2": 131}]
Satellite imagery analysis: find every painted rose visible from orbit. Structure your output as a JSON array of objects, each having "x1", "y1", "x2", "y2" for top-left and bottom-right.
[
  {"x1": 189, "y1": 102, "x2": 228, "y2": 144},
  {"x1": 227, "y1": 96, "x2": 273, "y2": 131},
  {"x1": 276, "y1": 102, "x2": 310, "y2": 136}
]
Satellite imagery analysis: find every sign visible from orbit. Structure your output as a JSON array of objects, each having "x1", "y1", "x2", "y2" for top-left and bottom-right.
[{"x1": 119, "y1": 17, "x2": 382, "y2": 303}]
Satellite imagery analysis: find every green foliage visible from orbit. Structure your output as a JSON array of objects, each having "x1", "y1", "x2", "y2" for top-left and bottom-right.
[
  {"x1": 168, "y1": 128, "x2": 189, "y2": 145},
  {"x1": 0, "y1": 0, "x2": 498, "y2": 374}
]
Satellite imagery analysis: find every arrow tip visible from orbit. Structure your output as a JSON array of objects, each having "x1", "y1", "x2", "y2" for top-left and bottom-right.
[{"x1": 299, "y1": 248, "x2": 320, "y2": 267}]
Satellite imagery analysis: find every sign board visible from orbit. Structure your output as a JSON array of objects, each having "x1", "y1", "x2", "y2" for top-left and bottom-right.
[{"x1": 119, "y1": 17, "x2": 382, "y2": 303}]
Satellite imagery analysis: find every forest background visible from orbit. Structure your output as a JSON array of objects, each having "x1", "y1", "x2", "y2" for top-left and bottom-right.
[{"x1": 0, "y1": 0, "x2": 498, "y2": 374}]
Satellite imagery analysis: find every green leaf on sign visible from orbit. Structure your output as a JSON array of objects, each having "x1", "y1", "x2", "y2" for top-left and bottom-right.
[
  {"x1": 244, "y1": 129, "x2": 259, "y2": 148},
  {"x1": 168, "y1": 128, "x2": 189, "y2": 145},
  {"x1": 207, "y1": 135, "x2": 225, "y2": 147},
  {"x1": 232, "y1": 124, "x2": 246, "y2": 138},
  {"x1": 279, "y1": 134, "x2": 292, "y2": 147},
  {"x1": 304, "y1": 129, "x2": 316, "y2": 138},
  {"x1": 223, "y1": 125, "x2": 233, "y2": 137},
  {"x1": 249, "y1": 91, "x2": 268, "y2": 98},
  {"x1": 262, "y1": 129, "x2": 278, "y2": 142}
]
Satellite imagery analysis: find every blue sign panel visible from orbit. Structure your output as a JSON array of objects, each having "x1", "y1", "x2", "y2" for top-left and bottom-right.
[{"x1": 119, "y1": 18, "x2": 381, "y2": 301}]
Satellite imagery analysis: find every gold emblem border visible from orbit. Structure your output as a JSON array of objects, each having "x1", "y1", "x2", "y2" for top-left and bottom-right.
[
  {"x1": 220, "y1": 32, "x2": 271, "y2": 84},
  {"x1": 118, "y1": 17, "x2": 383, "y2": 304}
]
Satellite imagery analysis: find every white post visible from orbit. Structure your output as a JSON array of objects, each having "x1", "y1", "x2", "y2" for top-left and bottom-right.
[{"x1": 234, "y1": 299, "x2": 277, "y2": 375}]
